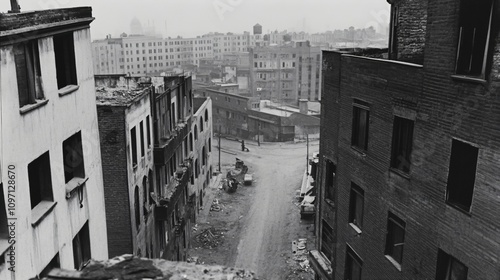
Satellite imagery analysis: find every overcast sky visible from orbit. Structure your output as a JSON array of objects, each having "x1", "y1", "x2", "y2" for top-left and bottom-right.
[{"x1": 1, "y1": 0, "x2": 390, "y2": 40}]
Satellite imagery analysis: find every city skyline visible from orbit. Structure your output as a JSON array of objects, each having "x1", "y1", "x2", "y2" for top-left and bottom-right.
[{"x1": 0, "y1": 0, "x2": 390, "y2": 40}]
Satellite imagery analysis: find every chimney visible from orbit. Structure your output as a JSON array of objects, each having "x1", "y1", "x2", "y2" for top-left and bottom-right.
[
  {"x1": 10, "y1": 0, "x2": 20, "y2": 13},
  {"x1": 299, "y1": 99, "x2": 308, "y2": 114}
]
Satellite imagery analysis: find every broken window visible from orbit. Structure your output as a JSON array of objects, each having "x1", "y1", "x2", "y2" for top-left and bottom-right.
[
  {"x1": 53, "y1": 32, "x2": 77, "y2": 89},
  {"x1": 345, "y1": 246, "x2": 362, "y2": 280},
  {"x1": 28, "y1": 152, "x2": 54, "y2": 209},
  {"x1": 384, "y1": 212, "x2": 406, "y2": 266},
  {"x1": 63, "y1": 131, "x2": 85, "y2": 183},
  {"x1": 131, "y1": 127, "x2": 138, "y2": 167},
  {"x1": 321, "y1": 220, "x2": 334, "y2": 260},
  {"x1": 446, "y1": 139, "x2": 478, "y2": 212},
  {"x1": 14, "y1": 40, "x2": 44, "y2": 107},
  {"x1": 324, "y1": 160, "x2": 336, "y2": 201},
  {"x1": 351, "y1": 100, "x2": 370, "y2": 151},
  {"x1": 134, "y1": 186, "x2": 140, "y2": 229},
  {"x1": 73, "y1": 222, "x2": 91, "y2": 270},
  {"x1": 349, "y1": 183, "x2": 364, "y2": 230},
  {"x1": 435, "y1": 249, "x2": 468, "y2": 280},
  {"x1": 146, "y1": 116, "x2": 151, "y2": 148},
  {"x1": 390, "y1": 117, "x2": 414, "y2": 173},
  {"x1": 455, "y1": 0, "x2": 493, "y2": 77},
  {"x1": 140, "y1": 121, "x2": 145, "y2": 158}
]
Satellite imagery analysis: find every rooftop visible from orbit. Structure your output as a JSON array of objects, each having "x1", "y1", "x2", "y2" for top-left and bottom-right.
[{"x1": 94, "y1": 75, "x2": 151, "y2": 106}]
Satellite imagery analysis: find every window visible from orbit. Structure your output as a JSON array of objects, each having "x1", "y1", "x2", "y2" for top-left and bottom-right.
[
  {"x1": 455, "y1": 0, "x2": 493, "y2": 77},
  {"x1": 195, "y1": 159, "x2": 199, "y2": 178},
  {"x1": 134, "y1": 186, "x2": 140, "y2": 229},
  {"x1": 0, "y1": 186, "x2": 9, "y2": 241},
  {"x1": 208, "y1": 138, "x2": 212, "y2": 152},
  {"x1": 146, "y1": 116, "x2": 151, "y2": 148},
  {"x1": 53, "y1": 32, "x2": 77, "y2": 89},
  {"x1": 345, "y1": 246, "x2": 362, "y2": 280},
  {"x1": 384, "y1": 212, "x2": 406, "y2": 266},
  {"x1": 324, "y1": 160, "x2": 336, "y2": 201},
  {"x1": 63, "y1": 131, "x2": 85, "y2": 183},
  {"x1": 199, "y1": 117, "x2": 204, "y2": 132},
  {"x1": 435, "y1": 249, "x2": 468, "y2": 280},
  {"x1": 351, "y1": 100, "x2": 370, "y2": 151},
  {"x1": 28, "y1": 152, "x2": 53, "y2": 209},
  {"x1": 40, "y1": 253, "x2": 60, "y2": 278},
  {"x1": 349, "y1": 183, "x2": 364, "y2": 231},
  {"x1": 202, "y1": 146, "x2": 206, "y2": 166},
  {"x1": 390, "y1": 117, "x2": 414, "y2": 173},
  {"x1": 14, "y1": 40, "x2": 44, "y2": 107},
  {"x1": 446, "y1": 139, "x2": 478, "y2": 212},
  {"x1": 140, "y1": 121, "x2": 145, "y2": 158},
  {"x1": 131, "y1": 127, "x2": 138, "y2": 167},
  {"x1": 194, "y1": 125, "x2": 198, "y2": 140},
  {"x1": 321, "y1": 220, "x2": 334, "y2": 260},
  {"x1": 73, "y1": 222, "x2": 91, "y2": 270}
]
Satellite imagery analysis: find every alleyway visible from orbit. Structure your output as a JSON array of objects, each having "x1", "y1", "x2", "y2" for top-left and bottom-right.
[{"x1": 189, "y1": 138, "x2": 318, "y2": 279}]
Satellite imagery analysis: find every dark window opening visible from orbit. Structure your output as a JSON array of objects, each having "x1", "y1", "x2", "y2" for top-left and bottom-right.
[
  {"x1": 148, "y1": 170, "x2": 154, "y2": 205},
  {"x1": 200, "y1": 117, "x2": 204, "y2": 132},
  {"x1": 54, "y1": 32, "x2": 77, "y2": 89},
  {"x1": 345, "y1": 246, "x2": 362, "y2": 280},
  {"x1": 73, "y1": 222, "x2": 91, "y2": 270},
  {"x1": 140, "y1": 121, "x2": 145, "y2": 157},
  {"x1": 195, "y1": 159, "x2": 199, "y2": 178},
  {"x1": 321, "y1": 220, "x2": 334, "y2": 260},
  {"x1": 351, "y1": 100, "x2": 370, "y2": 151},
  {"x1": 349, "y1": 183, "x2": 364, "y2": 230},
  {"x1": 455, "y1": 0, "x2": 494, "y2": 77},
  {"x1": 146, "y1": 116, "x2": 151, "y2": 147},
  {"x1": 143, "y1": 177, "x2": 148, "y2": 220},
  {"x1": 202, "y1": 146, "x2": 206, "y2": 166},
  {"x1": 40, "y1": 253, "x2": 60, "y2": 278},
  {"x1": 134, "y1": 186, "x2": 140, "y2": 229},
  {"x1": 63, "y1": 131, "x2": 85, "y2": 183},
  {"x1": 390, "y1": 117, "x2": 414, "y2": 173},
  {"x1": 0, "y1": 185, "x2": 9, "y2": 240},
  {"x1": 435, "y1": 249, "x2": 468, "y2": 280},
  {"x1": 194, "y1": 125, "x2": 198, "y2": 140},
  {"x1": 446, "y1": 139, "x2": 478, "y2": 212},
  {"x1": 28, "y1": 152, "x2": 53, "y2": 209},
  {"x1": 131, "y1": 127, "x2": 138, "y2": 167},
  {"x1": 208, "y1": 138, "x2": 212, "y2": 152},
  {"x1": 14, "y1": 40, "x2": 44, "y2": 107},
  {"x1": 324, "y1": 160, "x2": 336, "y2": 201},
  {"x1": 384, "y1": 212, "x2": 406, "y2": 265}
]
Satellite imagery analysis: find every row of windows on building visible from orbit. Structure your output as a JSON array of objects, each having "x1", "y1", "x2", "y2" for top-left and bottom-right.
[
  {"x1": 346, "y1": 98, "x2": 478, "y2": 213},
  {"x1": 322, "y1": 211, "x2": 468, "y2": 280},
  {"x1": 130, "y1": 116, "x2": 152, "y2": 168},
  {"x1": 254, "y1": 61, "x2": 296, "y2": 69},
  {"x1": 16, "y1": 32, "x2": 78, "y2": 108},
  {"x1": 123, "y1": 40, "x2": 212, "y2": 48}
]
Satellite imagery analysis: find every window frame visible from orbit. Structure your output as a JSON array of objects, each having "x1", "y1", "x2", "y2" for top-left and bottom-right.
[
  {"x1": 351, "y1": 100, "x2": 370, "y2": 152},
  {"x1": 348, "y1": 183, "x2": 364, "y2": 232},
  {"x1": 14, "y1": 39, "x2": 45, "y2": 109},
  {"x1": 390, "y1": 116, "x2": 414, "y2": 174},
  {"x1": 436, "y1": 249, "x2": 468, "y2": 280},
  {"x1": 344, "y1": 245, "x2": 363, "y2": 280},
  {"x1": 384, "y1": 212, "x2": 406, "y2": 268},
  {"x1": 321, "y1": 220, "x2": 334, "y2": 260},
  {"x1": 53, "y1": 32, "x2": 78, "y2": 90}
]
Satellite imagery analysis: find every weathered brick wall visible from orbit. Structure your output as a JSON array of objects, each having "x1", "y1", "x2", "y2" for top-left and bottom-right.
[
  {"x1": 333, "y1": 55, "x2": 424, "y2": 280},
  {"x1": 415, "y1": 0, "x2": 500, "y2": 278},
  {"x1": 391, "y1": 0, "x2": 427, "y2": 64},
  {"x1": 97, "y1": 105, "x2": 133, "y2": 258},
  {"x1": 317, "y1": 1, "x2": 500, "y2": 279}
]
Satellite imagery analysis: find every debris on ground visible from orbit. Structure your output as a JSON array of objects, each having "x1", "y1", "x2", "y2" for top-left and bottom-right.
[
  {"x1": 289, "y1": 238, "x2": 313, "y2": 274},
  {"x1": 193, "y1": 228, "x2": 226, "y2": 249},
  {"x1": 210, "y1": 199, "x2": 224, "y2": 212}
]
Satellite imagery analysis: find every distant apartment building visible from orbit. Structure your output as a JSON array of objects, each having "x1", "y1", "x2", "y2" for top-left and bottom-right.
[
  {"x1": 249, "y1": 41, "x2": 321, "y2": 104},
  {"x1": 95, "y1": 75, "x2": 155, "y2": 259},
  {"x1": 0, "y1": 7, "x2": 108, "y2": 279},
  {"x1": 195, "y1": 88, "x2": 319, "y2": 142},
  {"x1": 92, "y1": 35, "x2": 214, "y2": 74},
  {"x1": 311, "y1": 0, "x2": 500, "y2": 279}
]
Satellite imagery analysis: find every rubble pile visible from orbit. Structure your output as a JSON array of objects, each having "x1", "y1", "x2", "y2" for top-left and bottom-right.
[
  {"x1": 194, "y1": 228, "x2": 225, "y2": 249},
  {"x1": 210, "y1": 198, "x2": 224, "y2": 212}
]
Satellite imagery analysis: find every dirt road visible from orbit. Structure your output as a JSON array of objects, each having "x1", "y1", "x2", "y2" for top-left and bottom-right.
[{"x1": 190, "y1": 138, "x2": 318, "y2": 279}]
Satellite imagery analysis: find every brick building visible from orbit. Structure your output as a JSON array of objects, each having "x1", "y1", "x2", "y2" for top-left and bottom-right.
[
  {"x1": 95, "y1": 75, "x2": 156, "y2": 259},
  {"x1": 310, "y1": 0, "x2": 500, "y2": 279},
  {"x1": 0, "y1": 7, "x2": 108, "y2": 279}
]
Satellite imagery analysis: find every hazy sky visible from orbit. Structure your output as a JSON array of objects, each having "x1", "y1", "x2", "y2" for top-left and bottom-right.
[{"x1": 1, "y1": 0, "x2": 390, "y2": 40}]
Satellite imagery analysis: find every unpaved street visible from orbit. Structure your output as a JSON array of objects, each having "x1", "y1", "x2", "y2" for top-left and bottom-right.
[{"x1": 190, "y1": 138, "x2": 318, "y2": 279}]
